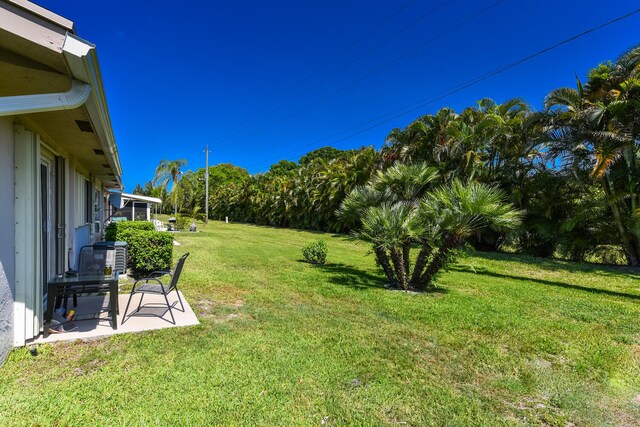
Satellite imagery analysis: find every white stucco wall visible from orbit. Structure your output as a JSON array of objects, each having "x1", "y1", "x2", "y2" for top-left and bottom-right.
[{"x1": 0, "y1": 117, "x2": 16, "y2": 364}]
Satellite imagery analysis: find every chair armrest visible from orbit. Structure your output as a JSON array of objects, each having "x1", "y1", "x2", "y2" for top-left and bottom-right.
[{"x1": 132, "y1": 277, "x2": 164, "y2": 291}]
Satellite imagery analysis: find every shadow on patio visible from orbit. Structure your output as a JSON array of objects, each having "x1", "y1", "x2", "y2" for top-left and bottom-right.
[{"x1": 31, "y1": 291, "x2": 199, "y2": 344}]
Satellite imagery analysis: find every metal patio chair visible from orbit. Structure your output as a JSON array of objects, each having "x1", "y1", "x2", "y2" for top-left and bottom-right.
[
  {"x1": 122, "y1": 252, "x2": 189, "y2": 325},
  {"x1": 77, "y1": 245, "x2": 116, "y2": 277},
  {"x1": 60, "y1": 244, "x2": 116, "y2": 310}
]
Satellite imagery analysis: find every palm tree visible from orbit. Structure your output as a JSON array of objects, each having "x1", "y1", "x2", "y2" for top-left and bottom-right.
[
  {"x1": 357, "y1": 202, "x2": 423, "y2": 289},
  {"x1": 414, "y1": 180, "x2": 522, "y2": 288},
  {"x1": 339, "y1": 162, "x2": 522, "y2": 291},
  {"x1": 543, "y1": 45, "x2": 640, "y2": 265},
  {"x1": 153, "y1": 159, "x2": 188, "y2": 215}
]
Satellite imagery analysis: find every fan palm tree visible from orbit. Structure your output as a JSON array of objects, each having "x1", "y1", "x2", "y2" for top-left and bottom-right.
[
  {"x1": 153, "y1": 159, "x2": 188, "y2": 215},
  {"x1": 339, "y1": 162, "x2": 522, "y2": 291},
  {"x1": 357, "y1": 202, "x2": 424, "y2": 289},
  {"x1": 414, "y1": 181, "x2": 523, "y2": 289},
  {"x1": 339, "y1": 163, "x2": 439, "y2": 289}
]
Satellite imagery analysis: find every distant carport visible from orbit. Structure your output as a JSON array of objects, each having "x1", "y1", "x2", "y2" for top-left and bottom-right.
[{"x1": 109, "y1": 192, "x2": 163, "y2": 221}]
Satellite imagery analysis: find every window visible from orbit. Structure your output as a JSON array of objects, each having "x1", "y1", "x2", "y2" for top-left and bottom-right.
[
  {"x1": 133, "y1": 202, "x2": 147, "y2": 221},
  {"x1": 75, "y1": 173, "x2": 93, "y2": 227}
]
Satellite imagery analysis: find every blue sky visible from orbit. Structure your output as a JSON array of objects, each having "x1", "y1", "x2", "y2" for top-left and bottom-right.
[{"x1": 36, "y1": 0, "x2": 640, "y2": 191}]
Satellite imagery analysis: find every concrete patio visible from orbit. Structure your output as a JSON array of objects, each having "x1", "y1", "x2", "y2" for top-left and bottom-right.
[{"x1": 31, "y1": 291, "x2": 199, "y2": 344}]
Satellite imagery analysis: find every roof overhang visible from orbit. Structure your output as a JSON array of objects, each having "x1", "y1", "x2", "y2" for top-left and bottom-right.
[
  {"x1": 119, "y1": 192, "x2": 163, "y2": 205},
  {"x1": 62, "y1": 33, "x2": 123, "y2": 189},
  {"x1": 0, "y1": 0, "x2": 123, "y2": 190}
]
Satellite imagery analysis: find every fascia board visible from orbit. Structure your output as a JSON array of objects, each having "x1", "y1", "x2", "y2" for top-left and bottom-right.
[
  {"x1": 62, "y1": 33, "x2": 123, "y2": 190},
  {"x1": 121, "y1": 193, "x2": 163, "y2": 205},
  {"x1": 4, "y1": 0, "x2": 74, "y2": 32}
]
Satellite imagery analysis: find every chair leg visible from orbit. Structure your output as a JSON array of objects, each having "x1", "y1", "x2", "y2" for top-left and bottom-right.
[
  {"x1": 121, "y1": 292, "x2": 136, "y2": 325},
  {"x1": 137, "y1": 293, "x2": 145, "y2": 312},
  {"x1": 175, "y1": 288, "x2": 185, "y2": 312},
  {"x1": 163, "y1": 292, "x2": 176, "y2": 324},
  {"x1": 73, "y1": 293, "x2": 78, "y2": 307}
]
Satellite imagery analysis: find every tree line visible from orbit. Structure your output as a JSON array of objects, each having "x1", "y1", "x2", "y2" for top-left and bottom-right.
[{"x1": 136, "y1": 46, "x2": 640, "y2": 266}]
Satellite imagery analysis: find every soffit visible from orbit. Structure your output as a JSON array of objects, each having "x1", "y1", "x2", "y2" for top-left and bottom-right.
[
  {"x1": 0, "y1": 3, "x2": 121, "y2": 189},
  {"x1": 21, "y1": 107, "x2": 120, "y2": 188},
  {"x1": 0, "y1": 47, "x2": 69, "y2": 96},
  {"x1": 0, "y1": 50, "x2": 119, "y2": 188}
]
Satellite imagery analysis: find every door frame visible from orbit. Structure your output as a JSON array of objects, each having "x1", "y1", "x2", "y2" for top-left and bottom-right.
[{"x1": 40, "y1": 146, "x2": 66, "y2": 324}]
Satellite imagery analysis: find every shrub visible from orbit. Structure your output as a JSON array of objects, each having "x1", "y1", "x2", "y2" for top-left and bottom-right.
[
  {"x1": 302, "y1": 240, "x2": 328, "y2": 265},
  {"x1": 175, "y1": 215, "x2": 190, "y2": 230},
  {"x1": 104, "y1": 221, "x2": 173, "y2": 273},
  {"x1": 584, "y1": 245, "x2": 627, "y2": 265},
  {"x1": 123, "y1": 230, "x2": 174, "y2": 273},
  {"x1": 105, "y1": 221, "x2": 154, "y2": 241}
]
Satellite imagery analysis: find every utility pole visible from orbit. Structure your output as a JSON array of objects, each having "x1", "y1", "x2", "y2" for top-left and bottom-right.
[{"x1": 205, "y1": 145, "x2": 209, "y2": 224}]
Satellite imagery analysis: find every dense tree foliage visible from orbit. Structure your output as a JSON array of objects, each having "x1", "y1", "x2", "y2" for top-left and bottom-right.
[
  {"x1": 299, "y1": 146, "x2": 355, "y2": 165},
  {"x1": 539, "y1": 45, "x2": 640, "y2": 265},
  {"x1": 210, "y1": 147, "x2": 378, "y2": 232},
  {"x1": 144, "y1": 46, "x2": 640, "y2": 267},
  {"x1": 265, "y1": 160, "x2": 298, "y2": 178}
]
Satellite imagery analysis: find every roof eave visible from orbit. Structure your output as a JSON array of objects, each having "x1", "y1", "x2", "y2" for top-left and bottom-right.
[
  {"x1": 119, "y1": 192, "x2": 163, "y2": 205},
  {"x1": 5, "y1": 0, "x2": 74, "y2": 32},
  {"x1": 62, "y1": 33, "x2": 123, "y2": 190}
]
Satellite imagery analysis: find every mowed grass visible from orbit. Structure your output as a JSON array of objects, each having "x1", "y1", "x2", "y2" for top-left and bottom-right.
[{"x1": 1, "y1": 222, "x2": 640, "y2": 426}]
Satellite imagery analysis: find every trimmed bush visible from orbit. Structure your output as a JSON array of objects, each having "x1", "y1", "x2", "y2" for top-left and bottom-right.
[
  {"x1": 105, "y1": 221, "x2": 154, "y2": 241},
  {"x1": 302, "y1": 240, "x2": 328, "y2": 265},
  {"x1": 104, "y1": 221, "x2": 172, "y2": 273},
  {"x1": 122, "y1": 230, "x2": 173, "y2": 273}
]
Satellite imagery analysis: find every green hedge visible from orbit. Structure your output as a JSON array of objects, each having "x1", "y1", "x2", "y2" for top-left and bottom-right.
[
  {"x1": 105, "y1": 221, "x2": 154, "y2": 241},
  {"x1": 104, "y1": 221, "x2": 172, "y2": 273},
  {"x1": 119, "y1": 229, "x2": 173, "y2": 273}
]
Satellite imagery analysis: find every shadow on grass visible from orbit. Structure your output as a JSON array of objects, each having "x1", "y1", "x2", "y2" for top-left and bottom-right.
[
  {"x1": 451, "y1": 266, "x2": 640, "y2": 301},
  {"x1": 314, "y1": 262, "x2": 449, "y2": 295},
  {"x1": 313, "y1": 262, "x2": 386, "y2": 290},
  {"x1": 473, "y1": 250, "x2": 640, "y2": 278}
]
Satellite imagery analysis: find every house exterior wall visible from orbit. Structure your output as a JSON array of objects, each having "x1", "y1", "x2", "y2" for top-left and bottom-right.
[
  {"x1": 0, "y1": 1, "x2": 123, "y2": 365},
  {"x1": 0, "y1": 116, "x2": 15, "y2": 362},
  {"x1": 0, "y1": 119, "x2": 114, "y2": 354}
]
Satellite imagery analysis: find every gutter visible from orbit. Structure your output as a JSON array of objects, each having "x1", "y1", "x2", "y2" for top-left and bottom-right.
[
  {"x1": 62, "y1": 33, "x2": 123, "y2": 190},
  {"x1": 0, "y1": 29, "x2": 123, "y2": 190},
  {"x1": 0, "y1": 80, "x2": 90, "y2": 116},
  {"x1": 62, "y1": 34, "x2": 123, "y2": 189}
]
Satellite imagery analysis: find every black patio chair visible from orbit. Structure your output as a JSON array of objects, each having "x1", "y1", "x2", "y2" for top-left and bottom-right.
[
  {"x1": 59, "y1": 244, "x2": 116, "y2": 311},
  {"x1": 122, "y1": 252, "x2": 189, "y2": 325}
]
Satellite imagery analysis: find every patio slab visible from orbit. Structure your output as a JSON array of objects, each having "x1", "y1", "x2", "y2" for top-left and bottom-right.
[{"x1": 30, "y1": 291, "x2": 199, "y2": 344}]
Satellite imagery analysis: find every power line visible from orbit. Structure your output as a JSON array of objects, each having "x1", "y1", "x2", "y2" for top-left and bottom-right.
[
  {"x1": 251, "y1": 5, "x2": 640, "y2": 170},
  {"x1": 210, "y1": 0, "x2": 421, "y2": 146},
  {"x1": 215, "y1": 0, "x2": 505, "y2": 151},
  {"x1": 212, "y1": 0, "x2": 453, "y2": 147}
]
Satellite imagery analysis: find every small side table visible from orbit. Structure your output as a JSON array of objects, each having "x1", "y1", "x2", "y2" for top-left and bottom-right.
[{"x1": 45, "y1": 272, "x2": 119, "y2": 337}]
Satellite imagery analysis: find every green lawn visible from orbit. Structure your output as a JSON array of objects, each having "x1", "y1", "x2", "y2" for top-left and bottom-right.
[{"x1": 1, "y1": 222, "x2": 639, "y2": 426}]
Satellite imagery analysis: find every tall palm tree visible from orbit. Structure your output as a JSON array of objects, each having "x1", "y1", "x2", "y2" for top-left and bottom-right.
[
  {"x1": 153, "y1": 159, "x2": 188, "y2": 215},
  {"x1": 543, "y1": 45, "x2": 640, "y2": 265}
]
